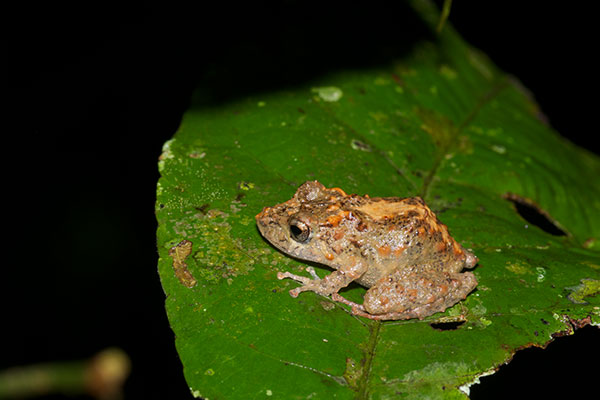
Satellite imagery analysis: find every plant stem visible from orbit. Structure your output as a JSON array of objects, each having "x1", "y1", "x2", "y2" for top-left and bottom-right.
[{"x1": 0, "y1": 347, "x2": 130, "y2": 399}]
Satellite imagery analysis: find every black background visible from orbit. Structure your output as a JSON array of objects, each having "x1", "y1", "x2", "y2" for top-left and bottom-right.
[{"x1": 8, "y1": 1, "x2": 599, "y2": 399}]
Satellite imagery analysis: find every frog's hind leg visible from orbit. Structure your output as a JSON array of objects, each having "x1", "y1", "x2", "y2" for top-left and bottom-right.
[{"x1": 359, "y1": 267, "x2": 478, "y2": 321}]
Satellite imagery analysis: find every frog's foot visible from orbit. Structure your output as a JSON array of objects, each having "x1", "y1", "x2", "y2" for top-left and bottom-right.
[{"x1": 277, "y1": 267, "x2": 324, "y2": 297}]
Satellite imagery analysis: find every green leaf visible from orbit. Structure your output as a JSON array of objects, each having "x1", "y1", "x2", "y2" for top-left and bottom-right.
[{"x1": 156, "y1": 1, "x2": 600, "y2": 399}]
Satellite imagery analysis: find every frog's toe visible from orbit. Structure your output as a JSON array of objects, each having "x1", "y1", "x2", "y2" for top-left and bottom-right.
[
  {"x1": 332, "y1": 293, "x2": 366, "y2": 311},
  {"x1": 349, "y1": 308, "x2": 386, "y2": 320},
  {"x1": 289, "y1": 282, "x2": 323, "y2": 297},
  {"x1": 277, "y1": 271, "x2": 312, "y2": 284},
  {"x1": 305, "y1": 266, "x2": 321, "y2": 280}
]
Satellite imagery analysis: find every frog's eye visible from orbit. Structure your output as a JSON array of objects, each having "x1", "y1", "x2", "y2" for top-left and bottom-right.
[{"x1": 289, "y1": 219, "x2": 311, "y2": 243}]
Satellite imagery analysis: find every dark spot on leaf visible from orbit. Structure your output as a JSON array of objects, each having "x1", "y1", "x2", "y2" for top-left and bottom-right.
[
  {"x1": 503, "y1": 193, "x2": 566, "y2": 236},
  {"x1": 235, "y1": 192, "x2": 246, "y2": 201},
  {"x1": 297, "y1": 107, "x2": 305, "y2": 113},
  {"x1": 195, "y1": 203, "x2": 210, "y2": 214},
  {"x1": 430, "y1": 321, "x2": 466, "y2": 331},
  {"x1": 541, "y1": 318, "x2": 549, "y2": 325},
  {"x1": 351, "y1": 139, "x2": 372, "y2": 152}
]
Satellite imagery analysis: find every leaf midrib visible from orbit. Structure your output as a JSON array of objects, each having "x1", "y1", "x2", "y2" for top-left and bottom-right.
[
  {"x1": 355, "y1": 78, "x2": 510, "y2": 399},
  {"x1": 419, "y1": 79, "x2": 509, "y2": 199}
]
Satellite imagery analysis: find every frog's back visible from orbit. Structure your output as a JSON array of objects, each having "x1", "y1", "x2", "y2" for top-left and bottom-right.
[{"x1": 346, "y1": 196, "x2": 474, "y2": 286}]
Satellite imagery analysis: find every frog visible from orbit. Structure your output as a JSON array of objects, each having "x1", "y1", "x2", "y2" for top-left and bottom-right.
[{"x1": 255, "y1": 181, "x2": 478, "y2": 320}]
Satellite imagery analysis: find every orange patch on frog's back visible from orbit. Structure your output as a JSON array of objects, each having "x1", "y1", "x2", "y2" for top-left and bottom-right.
[
  {"x1": 327, "y1": 214, "x2": 343, "y2": 226},
  {"x1": 378, "y1": 245, "x2": 407, "y2": 258},
  {"x1": 435, "y1": 241, "x2": 447, "y2": 252},
  {"x1": 333, "y1": 230, "x2": 345, "y2": 240},
  {"x1": 393, "y1": 247, "x2": 406, "y2": 257},
  {"x1": 326, "y1": 210, "x2": 351, "y2": 227},
  {"x1": 377, "y1": 245, "x2": 391, "y2": 257},
  {"x1": 356, "y1": 200, "x2": 424, "y2": 221}
]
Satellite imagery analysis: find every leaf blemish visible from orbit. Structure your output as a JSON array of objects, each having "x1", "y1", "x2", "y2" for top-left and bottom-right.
[
  {"x1": 195, "y1": 203, "x2": 210, "y2": 214},
  {"x1": 343, "y1": 357, "x2": 361, "y2": 389},
  {"x1": 351, "y1": 139, "x2": 372, "y2": 152},
  {"x1": 168, "y1": 240, "x2": 198, "y2": 288},
  {"x1": 235, "y1": 193, "x2": 246, "y2": 201},
  {"x1": 238, "y1": 181, "x2": 255, "y2": 191},
  {"x1": 505, "y1": 261, "x2": 530, "y2": 275},
  {"x1": 566, "y1": 278, "x2": 600, "y2": 304},
  {"x1": 311, "y1": 86, "x2": 343, "y2": 102}
]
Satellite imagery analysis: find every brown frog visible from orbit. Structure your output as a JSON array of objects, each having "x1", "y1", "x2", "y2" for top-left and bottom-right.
[{"x1": 255, "y1": 181, "x2": 478, "y2": 320}]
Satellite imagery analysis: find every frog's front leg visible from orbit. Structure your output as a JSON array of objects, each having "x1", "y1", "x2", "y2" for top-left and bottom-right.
[{"x1": 278, "y1": 263, "x2": 367, "y2": 298}]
